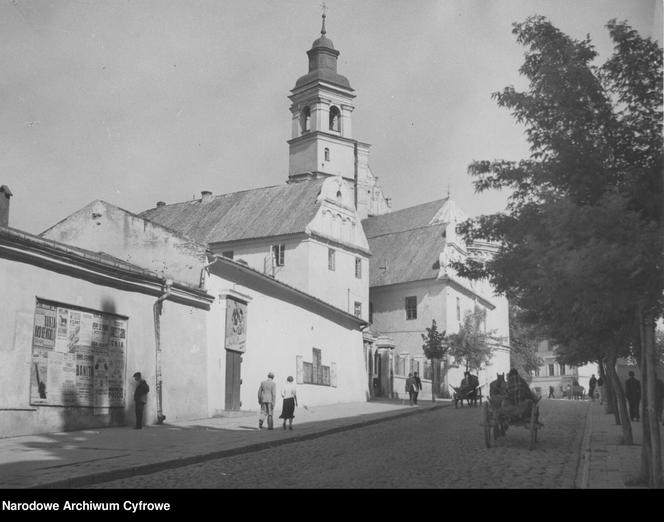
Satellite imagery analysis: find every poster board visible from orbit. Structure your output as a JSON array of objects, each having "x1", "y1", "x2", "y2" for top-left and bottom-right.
[
  {"x1": 30, "y1": 299, "x2": 128, "y2": 410},
  {"x1": 224, "y1": 297, "x2": 247, "y2": 353}
]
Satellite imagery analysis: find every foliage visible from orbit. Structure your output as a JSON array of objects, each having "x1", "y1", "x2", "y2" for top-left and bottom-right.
[
  {"x1": 421, "y1": 319, "x2": 448, "y2": 361},
  {"x1": 447, "y1": 308, "x2": 499, "y2": 372},
  {"x1": 509, "y1": 305, "x2": 543, "y2": 375}
]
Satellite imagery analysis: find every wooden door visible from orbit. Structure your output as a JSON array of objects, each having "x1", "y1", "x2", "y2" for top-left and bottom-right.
[{"x1": 225, "y1": 350, "x2": 242, "y2": 411}]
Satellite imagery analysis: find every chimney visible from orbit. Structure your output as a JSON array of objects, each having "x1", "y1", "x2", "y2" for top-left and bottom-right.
[
  {"x1": 0, "y1": 185, "x2": 12, "y2": 227},
  {"x1": 201, "y1": 190, "x2": 213, "y2": 204},
  {"x1": 156, "y1": 201, "x2": 166, "y2": 208}
]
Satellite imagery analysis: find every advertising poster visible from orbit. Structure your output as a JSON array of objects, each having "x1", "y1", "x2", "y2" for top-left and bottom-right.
[
  {"x1": 224, "y1": 298, "x2": 247, "y2": 353},
  {"x1": 30, "y1": 300, "x2": 127, "y2": 409}
]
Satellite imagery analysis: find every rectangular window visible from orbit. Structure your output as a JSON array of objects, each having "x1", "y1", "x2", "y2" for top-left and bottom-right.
[
  {"x1": 423, "y1": 360, "x2": 433, "y2": 380},
  {"x1": 221, "y1": 250, "x2": 234, "y2": 260},
  {"x1": 395, "y1": 354, "x2": 406, "y2": 376},
  {"x1": 271, "y1": 244, "x2": 285, "y2": 267},
  {"x1": 355, "y1": 258, "x2": 362, "y2": 279},
  {"x1": 548, "y1": 364, "x2": 555, "y2": 377},
  {"x1": 303, "y1": 348, "x2": 331, "y2": 386},
  {"x1": 354, "y1": 301, "x2": 362, "y2": 318},
  {"x1": 405, "y1": 296, "x2": 417, "y2": 320},
  {"x1": 456, "y1": 297, "x2": 461, "y2": 321},
  {"x1": 560, "y1": 364, "x2": 566, "y2": 376},
  {"x1": 328, "y1": 248, "x2": 335, "y2": 271}
]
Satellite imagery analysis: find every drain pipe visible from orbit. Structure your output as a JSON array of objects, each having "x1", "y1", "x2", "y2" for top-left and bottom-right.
[{"x1": 153, "y1": 278, "x2": 173, "y2": 424}]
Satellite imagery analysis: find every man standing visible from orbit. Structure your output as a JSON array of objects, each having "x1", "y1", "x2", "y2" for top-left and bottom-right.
[
  {"x1": 258, "y1": 372, "x2": 277, "y2": 430},
  {"x1": 412, "y1": 371, "x2": 423, "y2": 405},
  {"x1": 588, "y1": 374, "x2": 597, "y2": 401},
  {"x1": 625, "y1": 371, "x2": 641, "y2": 422},
  {"x1": 133, "y1": 372, "x2": 149, "y2": 430},
  {"x1": 405, "y1": 373, "x2": 414, "y2": 405}
]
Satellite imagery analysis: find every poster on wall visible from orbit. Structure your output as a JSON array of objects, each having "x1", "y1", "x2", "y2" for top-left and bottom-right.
[
  {"x1": 224, "y1": 297, "x2": 247, "y2": 353},
  {"x1": 30, "y1": 299, "x2": 128, "y2": 410}
]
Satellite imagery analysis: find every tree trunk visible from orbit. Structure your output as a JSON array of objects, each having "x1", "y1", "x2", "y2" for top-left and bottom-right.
[
  {"x1": 639, "y1": 309, "x2": 651, "y2": 485},
  {"x1": 431, "y1": 358, "x2": 437, "y2": 402},
  {"x1": 607, "y1": 350, "x2": 633, "y2": 445},
  {"x1": 644, "y1": 311, "x2": 662, "y2": 488},
  {"x1": 599, "y1": 359, "x2": 613, "y2": 415}
]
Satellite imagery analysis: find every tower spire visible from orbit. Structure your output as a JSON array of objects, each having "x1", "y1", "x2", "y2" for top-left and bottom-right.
[{"x1": 320, "y1": 3, "x2": 327, "y2": 35}]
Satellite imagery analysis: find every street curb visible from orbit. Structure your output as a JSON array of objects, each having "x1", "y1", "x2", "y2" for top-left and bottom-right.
[
  {"x1": 32, "y1": 402, "x2": 450, "y2": 489},
  {"x1": 574, "y1": 401, "x2": 592, "y2": 489}
]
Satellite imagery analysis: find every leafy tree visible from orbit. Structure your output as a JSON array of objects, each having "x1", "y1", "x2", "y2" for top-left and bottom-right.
[
  {"x1": 421, "y1": 319, "x2": 448, "y2": 401},
  {"x1": 509, "y1": 304, "x2": 543, "y2": 378},
  {"x1": 447, "y1": 308, "x2": 497, "y2": 373},
  {"x1": 453, "y1": 17, "x2": 662, "y2": 486}
]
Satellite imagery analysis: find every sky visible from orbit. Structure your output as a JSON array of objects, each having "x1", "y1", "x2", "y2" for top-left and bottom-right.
[{"x1": 1, "y1": 0, "x2": 661, "y2": 234}]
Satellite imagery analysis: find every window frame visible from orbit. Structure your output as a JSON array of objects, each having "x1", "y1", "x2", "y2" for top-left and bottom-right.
[
  {"x1": 355, "y1": 257, "x2": 362, "y2": 279},
  {"x1": 328, "y1": 248, "x2": 335, "y2": 271},
  {"x1": 405, "y1": 296, "x2": 417, "y2": 320},
  {"x1": 271, "y1": 244, "x2": 285, "y2": 267}
]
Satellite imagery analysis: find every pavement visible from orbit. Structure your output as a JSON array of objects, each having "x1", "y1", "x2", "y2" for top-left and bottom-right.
[{"x1": 0, "y1": 397, "x2": 659, "y2": 489}]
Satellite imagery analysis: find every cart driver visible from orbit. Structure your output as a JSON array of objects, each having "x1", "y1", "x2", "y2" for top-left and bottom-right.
[{"x1": 501, "y1": 368, "x2": 537, "y2": 421}]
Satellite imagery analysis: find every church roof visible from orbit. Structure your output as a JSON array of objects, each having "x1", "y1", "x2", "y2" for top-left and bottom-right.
[
  {"x1": 140, "y1": 179, "x2": 326, "y2": 245},
  {"x1": 366, "y1": 223, "x2": 447, "y2": 287},
  {"x1": 362, "y1": 198, "x2": 447, "y2": 239},
  {"x1": 362, "y1": 197, "x2": 464, "y2": 287}
]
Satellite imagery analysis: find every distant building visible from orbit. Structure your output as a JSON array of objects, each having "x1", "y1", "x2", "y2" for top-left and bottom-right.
[
  {"x1": 363, "y1": 197, "x2": 510, "y2": 399},
  {"x1": 529, "y1": 340, "x2": 598, "y2": 398}
]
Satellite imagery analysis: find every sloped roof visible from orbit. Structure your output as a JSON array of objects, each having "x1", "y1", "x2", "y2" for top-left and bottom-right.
[
  {"x1": 366, "y1": 223, "x2": 446, "y2": 287},
  {"x1": 141, "y1": 179, "x2": 326, "y2": 244},
  {"x1": 362, "y1": 199, "x2": 447, "y2": 239}
]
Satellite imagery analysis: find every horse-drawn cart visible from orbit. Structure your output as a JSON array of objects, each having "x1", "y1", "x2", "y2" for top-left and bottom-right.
[
  {"x1": 449, "y1": 384, "x2": 483, "y2": 408},
  {"x1": 481, "y1": 397, "x2": 542, "y2": 450}
]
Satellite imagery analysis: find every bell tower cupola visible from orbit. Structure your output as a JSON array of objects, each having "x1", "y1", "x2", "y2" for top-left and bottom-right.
[{"x1": 288, "y1": 13, "x2": 358, "y2": 181}]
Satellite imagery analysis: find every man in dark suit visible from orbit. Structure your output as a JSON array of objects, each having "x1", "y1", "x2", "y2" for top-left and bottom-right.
[
  {"x1": 133, "y1": 372, "x2": 149, "y2": 429},
  {"x1": 625, "y1": 371, "x2": 641, "y2": 422},
  {"x1": 412, "y1": 372, "x2": 423, "y2": 405}
]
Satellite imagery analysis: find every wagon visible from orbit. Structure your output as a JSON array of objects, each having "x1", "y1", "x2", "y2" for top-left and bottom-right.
[
  {"x1": 450, "y1": 384, "x2": 482, "y2": 408},
  {"x1": 481, "y1": 397, "x2": 542, "y2": 450}
]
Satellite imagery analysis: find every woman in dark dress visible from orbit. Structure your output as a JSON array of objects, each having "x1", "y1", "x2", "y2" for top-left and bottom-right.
[{"x1": 279, "y1": 375, "x2": 298, "y2": 430}]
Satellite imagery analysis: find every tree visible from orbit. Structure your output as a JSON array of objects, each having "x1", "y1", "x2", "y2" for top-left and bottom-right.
[
  {"x1": 421, "y1": 319, "x2": 448, "y2": 401},
  {"x1": 447, "y1": 308, "x2": 497, "y2": 373},
  {"x1": 509, "y1": 304, "x2": 543, "y2": 378},
  {"x1": 453, "y1": 17, "x2": 662, "y2": 486}
]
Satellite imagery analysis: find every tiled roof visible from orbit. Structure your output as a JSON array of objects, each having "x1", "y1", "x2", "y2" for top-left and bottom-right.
[
  {"x1": 366, "y1": 223, "x2": 446, "y2": 287},
  {"x1": 141, "y1": 179, "x2": 326, "y2": 244},
  {"x1": 362, "y1": 199, "x2": 447, "y2": 239}
]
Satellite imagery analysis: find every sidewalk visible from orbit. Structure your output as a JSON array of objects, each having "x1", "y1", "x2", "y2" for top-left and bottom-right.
[
  {"x1": 578, "y1": 400, "x2": 661, "y2": 489},
  {"x1": 0, "y1": 399, "x2": 446, "y2": 489}
]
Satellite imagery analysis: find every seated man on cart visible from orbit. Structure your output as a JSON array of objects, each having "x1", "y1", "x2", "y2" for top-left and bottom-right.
[{"x1": 497, "y1": 368, "x2": 538, "y2": 432}]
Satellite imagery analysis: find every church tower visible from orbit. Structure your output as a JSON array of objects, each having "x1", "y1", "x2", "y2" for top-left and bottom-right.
[{"x1": 287, "y1": 14, "x2": 392, "y2": 219}]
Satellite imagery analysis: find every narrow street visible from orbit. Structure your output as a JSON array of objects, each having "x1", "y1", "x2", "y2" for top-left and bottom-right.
[{"x1": 89, "y1": 399, "x2": 588, "y2": 489}]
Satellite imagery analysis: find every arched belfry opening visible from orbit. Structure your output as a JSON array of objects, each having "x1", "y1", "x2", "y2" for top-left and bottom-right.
[
  {"x1": 329, "y1": 106, "x2": 340, "y2": 132},
  {"x1": 301, "y1": 106, "x2": 311, "y2": 134}
]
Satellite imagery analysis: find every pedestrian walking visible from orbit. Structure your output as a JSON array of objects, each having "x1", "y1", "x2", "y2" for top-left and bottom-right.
[
  {"x1": 625, "y1": 371, "x2": 641, "y2": 422},
  {"x1": 405, "y1": 373, "x2": 415, "y2": 405},
  {"x1": 412, "y1": 371, "x2": 422, "y2": 405},
  {"x1": 279, "y1": 375, "x2": 298, "y2": 430},
  {"x1": 548, "y1": 385, "x2": 555, "y2": 399},
  {"x1": 132, "y1": 372, "x2": 149, "y2": 430},
  {"x1": 597, "y1": 376, "x2": 604, "y2": 404},
  {"x1": 588, "y1": 374, "x2": 597, "y2": 401},
  {"x1": 258, "y1": 372, "x2": 277, "y2": 430}
]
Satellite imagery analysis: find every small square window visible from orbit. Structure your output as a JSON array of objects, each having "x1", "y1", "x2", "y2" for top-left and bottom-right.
[
  {"x1": 405, "y1": 296, "x2": 417, "y2": 320},
  {"x1": 328, "y1": 248, "x2": 335, "y2": 271}
]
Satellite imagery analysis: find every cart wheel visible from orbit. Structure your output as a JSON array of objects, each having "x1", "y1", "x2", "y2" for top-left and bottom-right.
[
  {"x1": 529, "y1": 404, "x2": 538, "y2": 450},
  {"x1": 483, "y1": 403, "x2": 492, "y2": 448}
]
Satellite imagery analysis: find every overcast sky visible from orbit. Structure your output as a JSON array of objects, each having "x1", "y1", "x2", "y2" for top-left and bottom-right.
[{"x1": 1, "y1": 0, "x2": 661, "y2": 234}]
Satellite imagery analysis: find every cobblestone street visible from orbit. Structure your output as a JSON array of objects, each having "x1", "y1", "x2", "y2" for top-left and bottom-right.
[{"x1": 89, "y1": 399, "x2": 588, "y2": 488}]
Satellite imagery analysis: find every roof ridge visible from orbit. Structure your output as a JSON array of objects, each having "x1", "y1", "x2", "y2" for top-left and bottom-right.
[
  {"x1": 365, "y1": 222, "x2": 446, "y2": 240},
  {"x1": 363, "y1": 197, "x2": 448, "y2": 223}
]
